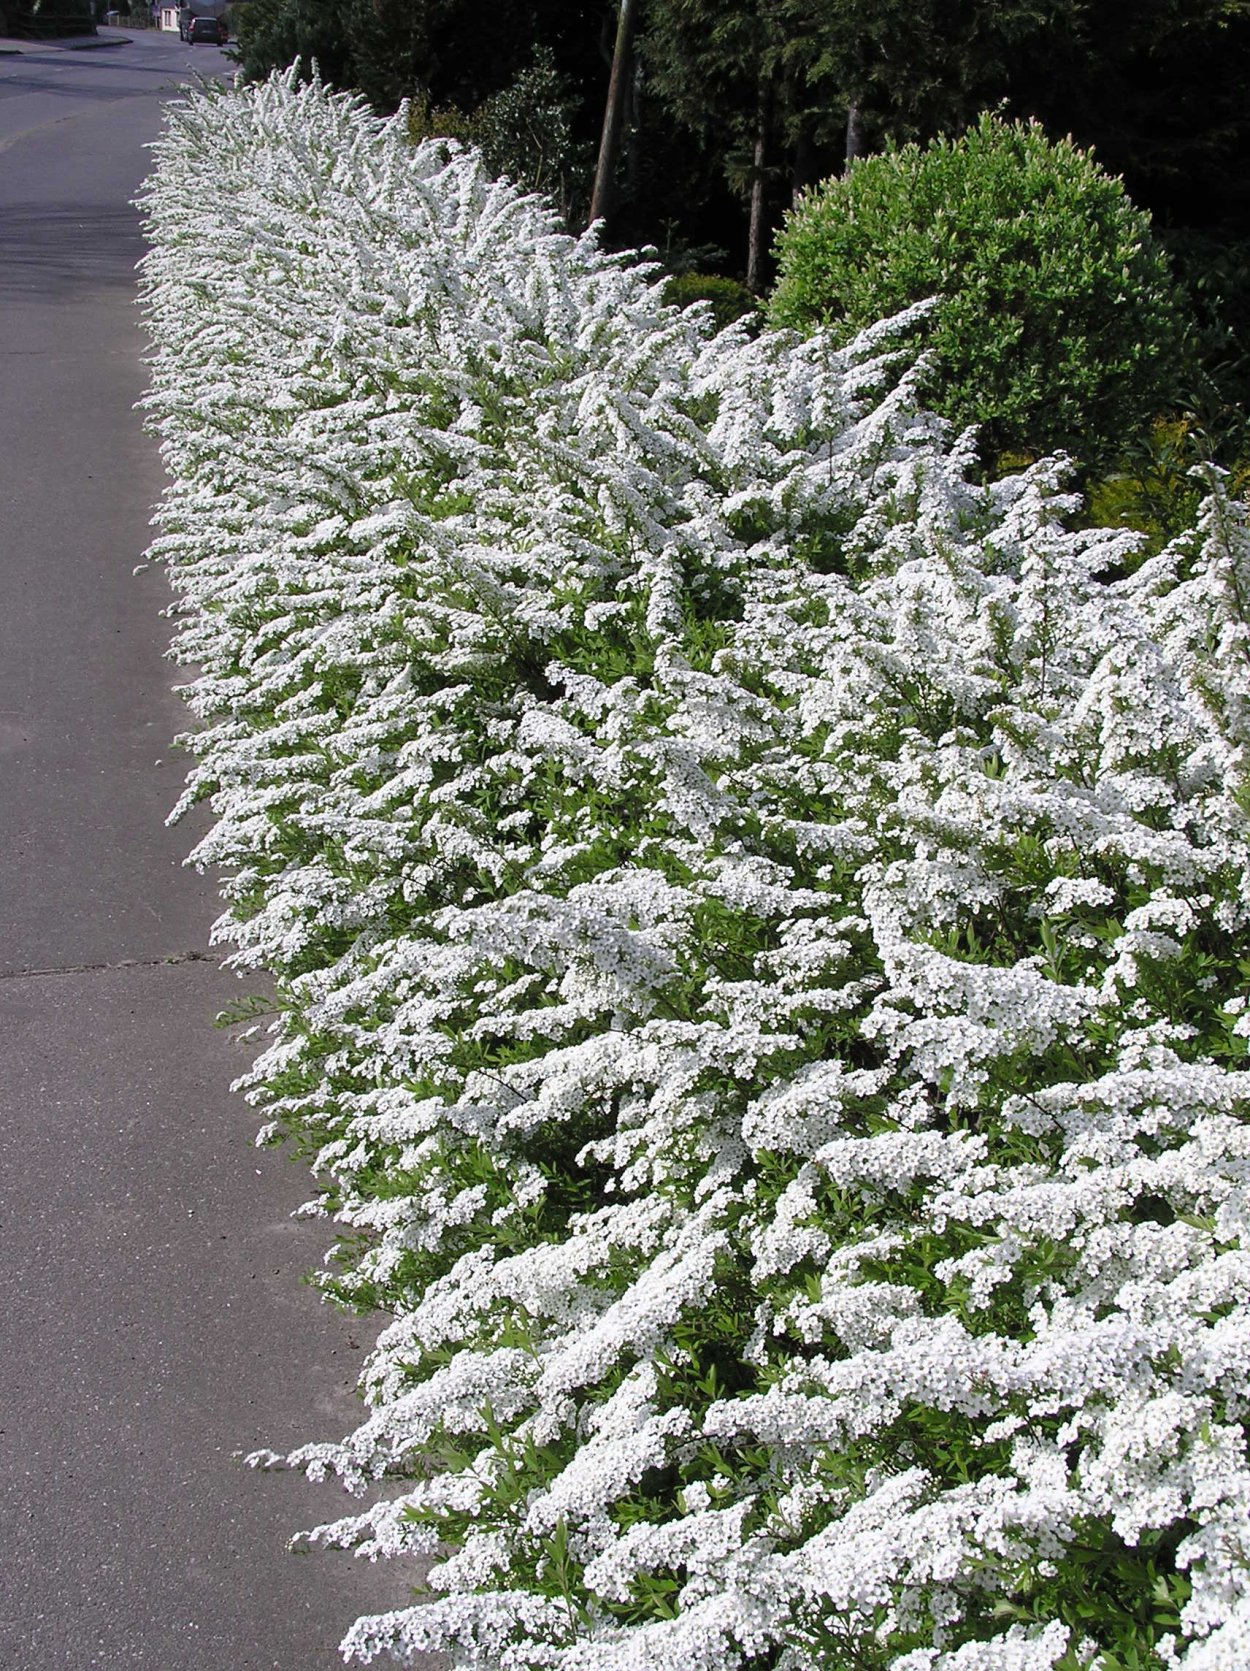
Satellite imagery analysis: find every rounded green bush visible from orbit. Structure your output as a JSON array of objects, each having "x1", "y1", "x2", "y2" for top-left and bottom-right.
[
  {"x1": 663, "y1": 272, "x2": 761, "y2": 333},
  {"x1": 769, "y1": 113, "x2": 1194, "y2": 473}
]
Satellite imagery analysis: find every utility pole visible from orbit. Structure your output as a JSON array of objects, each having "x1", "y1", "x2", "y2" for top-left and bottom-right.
[{"x1": 590, "y1": 0, "x2": 640, "y2": 229}]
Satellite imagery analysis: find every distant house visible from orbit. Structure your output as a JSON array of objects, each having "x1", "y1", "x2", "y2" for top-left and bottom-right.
[
  {"x1": 156, "y1": 0, "x2": 248, "y2": 32},
  {"x1": 165, "y1": 0, "x2": 230, "y2": 28}
]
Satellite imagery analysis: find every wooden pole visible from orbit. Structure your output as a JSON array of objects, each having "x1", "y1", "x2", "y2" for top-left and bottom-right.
[
  {"x1": 590, "y1": 0, "x2": 640, "y2": 230},
  {"x1": 746, "y1": 86, "x2": 768, "y2": 294}
]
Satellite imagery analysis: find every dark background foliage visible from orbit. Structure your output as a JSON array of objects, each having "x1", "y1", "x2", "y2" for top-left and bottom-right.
[
  {"x1": 232, "y1": 1, "x2": 1250, "y2": 274},
  {"x1": 231, "y1": 0, "x2": 1250, "y2": 485}
]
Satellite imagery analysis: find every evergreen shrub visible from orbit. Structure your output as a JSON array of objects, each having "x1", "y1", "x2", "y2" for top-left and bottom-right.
[
  {"x1": 769, "y1": 114, "x2": 1195, "y2": 476},
  {"x1": 662, "y1": 271, "x2": 760, "y2": 332},
  {"x1": 233, "y1": 0, "x2": 354, "y2": 90},
  {"x1": 140, "y1": 74, "x2": 1250, "y2": 1671}
]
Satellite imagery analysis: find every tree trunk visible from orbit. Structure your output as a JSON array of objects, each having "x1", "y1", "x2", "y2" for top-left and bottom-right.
[
  {"x1": 746, "y1": 81, "x2": 769, "y2": 294},
  {"x1": 624, "y1": 46, "x2": 644, "y2": 202},
  {"x1": 791, "y1": 130, "x2": 813, "y2": 209},
  {"x1": 590, "y1": 0, "x2": 640, "y2": 231},
  {"x1": 845, "y1": 98, "x2": 865, "y2": 167}
]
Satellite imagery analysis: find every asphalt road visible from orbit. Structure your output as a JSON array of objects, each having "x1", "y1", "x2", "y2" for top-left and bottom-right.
[{"x1": 0, "y1": 31, "x2": 426, "y2": 1670}]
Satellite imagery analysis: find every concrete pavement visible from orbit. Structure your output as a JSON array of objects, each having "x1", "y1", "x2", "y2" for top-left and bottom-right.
[
  {"x1": 0, "y1": 29, "x2": 131, "y2": 54},
  {"x1": 0, "y1": 31, "x2": 426, "y2": 1670}
]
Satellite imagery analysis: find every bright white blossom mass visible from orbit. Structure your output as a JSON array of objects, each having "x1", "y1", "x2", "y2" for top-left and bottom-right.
[{"x1": 139, "y1": 72, "x2": 1250, "y2": 1671}]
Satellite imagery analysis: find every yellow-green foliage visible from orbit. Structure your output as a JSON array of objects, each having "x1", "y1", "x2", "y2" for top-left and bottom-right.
[
  {"x1": 406, "y1": 91, "x2": 474, "y2": 149},
  {"x1": 1083, "y1": 418, "x2": 1250, "y2": 562}
]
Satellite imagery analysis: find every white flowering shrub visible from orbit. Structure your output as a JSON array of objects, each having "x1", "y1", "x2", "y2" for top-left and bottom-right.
[{"x1": 139, "y1": 72, "x2": 1250, "y2": 1671}]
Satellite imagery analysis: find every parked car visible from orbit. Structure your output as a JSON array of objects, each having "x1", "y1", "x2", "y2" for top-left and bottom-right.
[{"x1": 186, "y1": 14, "x2": 226, "y2": 42}]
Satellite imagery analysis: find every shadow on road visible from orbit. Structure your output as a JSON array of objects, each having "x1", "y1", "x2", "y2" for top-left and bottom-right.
[
  {"x1": 1, "y1": 43, "x2": 225, "y2": 82},
  {"x1": 0, "y1": 204, "x2": 144, "y2": 297}
]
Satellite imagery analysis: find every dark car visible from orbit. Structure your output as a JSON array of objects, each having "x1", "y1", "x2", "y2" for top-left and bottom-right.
[{"x1": 187, "y1": 15, "x2": 227, "y2": 43}]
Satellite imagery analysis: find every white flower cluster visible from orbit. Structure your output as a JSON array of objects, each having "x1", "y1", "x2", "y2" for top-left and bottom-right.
[{"x1": 140, "y1": 72, "x2": 1250, "y2": 1671}]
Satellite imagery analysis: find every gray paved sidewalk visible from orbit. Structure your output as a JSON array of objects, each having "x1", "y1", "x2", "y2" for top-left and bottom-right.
[{"x1": 0, "y1": 34, "x2": 427, "y2": 1671}]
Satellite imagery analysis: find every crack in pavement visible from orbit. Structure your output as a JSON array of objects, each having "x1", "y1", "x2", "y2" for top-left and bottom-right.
[{"x1": 0, "y1": 948, "x2": 220, "y2": 980}]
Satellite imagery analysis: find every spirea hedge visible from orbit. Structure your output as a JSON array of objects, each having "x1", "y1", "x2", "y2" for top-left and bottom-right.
[{"x1": 139, "y1": 73, "x2": 1250, "y2": 1671}]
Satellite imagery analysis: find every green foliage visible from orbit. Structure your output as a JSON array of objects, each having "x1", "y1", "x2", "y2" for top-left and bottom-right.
[
  {"x1": 235, "y1": 1, "x2": 602, "y2": 228},
  {"x1": 662, "y1": 272, "x2": 760, "y2": 332},
  {"x1": 233, "y1": 0, "x2": 354, "y2": 90},
  {"x1": 769, "y1": 113, "x2": 1197, "y2": 475},
  {"x1": 772, "y1": 0, "x2": 1087, "y2": 156},
  {"x1": 1082, "y1": 418, "x2": 1248, "y2": 558},
  {"x1": 466, "y1": 46, "x2": 591, "y2": 224},
  {"x1": 234, "y1": 0, "x2": 607, "y2": 122},
  {"x1": 639, "y1": 0, "x2": 1064, "y2": 199},
  {"x1": 638, "y1": 0, "x2": 1097, "y2": 284},
  {"x1": 1012, "y1": 0, "x2": 1250, "y2": 238},
  {"x1": 405, "y1": 91, "x2": 475, "y2": 149},
  {"x1": 641, "y1": 0, "x2": 794, "y2": 185},
  {"x1": 339, "y1": 0, "x2": 441, "y2": 112},
  {"x1": 1164, "y1": 228, "x2": 1250, "y2": 445}
]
